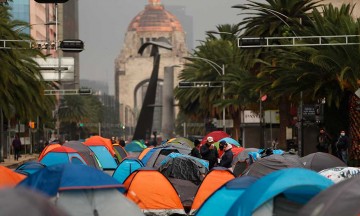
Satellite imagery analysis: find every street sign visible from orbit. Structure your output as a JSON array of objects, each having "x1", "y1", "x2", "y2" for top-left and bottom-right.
[{"x1": 34, "y1": 57, "x2": 74, "y2": 81}]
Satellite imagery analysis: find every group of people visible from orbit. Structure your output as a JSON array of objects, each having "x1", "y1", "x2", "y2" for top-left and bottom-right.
[
  {"x1": 317, "y1": 129, "x2": 350, "y2": 164},
  {"x1": 190, "y1": 136, "x2": 233, "y2": 170}
]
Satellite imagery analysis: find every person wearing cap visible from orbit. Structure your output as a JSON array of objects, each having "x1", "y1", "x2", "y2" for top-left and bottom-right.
[
  {"x1": 200, "y1": 136, "x2": 218, "y2": 169},
  {"x1": 219, "y1": 141, "x2": 233, "y2": 171},
  {"x1": 336, "y1": 130, "x2": 350, "y2": 164}
]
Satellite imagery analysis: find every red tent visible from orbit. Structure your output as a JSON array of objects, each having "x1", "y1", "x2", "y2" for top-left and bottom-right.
[{"x1": 201, "y1": 131, "x2": 230, "y2": 145}]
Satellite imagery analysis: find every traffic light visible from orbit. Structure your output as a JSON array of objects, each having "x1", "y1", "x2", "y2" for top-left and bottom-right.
[
  {"x1": 29, "y1": 121, "x2": 35, "y2": 129},
  {"x1": 34, "y1": 0, "x2": 69, "y2": 3},
  {"x1": 60, "y1": 39, "x2": 84, "y2": 52}
]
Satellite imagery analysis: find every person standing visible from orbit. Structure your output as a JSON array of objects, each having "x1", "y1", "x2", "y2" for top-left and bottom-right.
[
  {"x1": 200, "y1": 136, "x2": 218, "y2": 169},
  {"x1": 12, "y1": 135, "x2": 22, "y2": 161},
  {"x1": 219, "y1": 141, "x2": 233, "y2": 171},
  {"x1": 190, "y1": 139, "x2": 201, "y2": 158},
  {"x1": 336, "y1": 130, "x2": 350, "y2": 164},
  {"x1": 316, "y1": 129, "x2": 331, "y2": 153}
]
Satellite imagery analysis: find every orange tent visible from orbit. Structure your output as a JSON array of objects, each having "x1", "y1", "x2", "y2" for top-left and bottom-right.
[
  {"x1": 38, "y1": 144, "x2": 61, "y2": 161},
  {"x1": 190, "y1": 167, "x2": 235, "y2": 214},
  {"x1": 124, "y1": 168, "x2": 186, "y2": 215},
  {"x1": 137, "y1": 147, "x2": 152, "y2": 160},
  {"x1": 83, "y1": 136, "x2": 116, "y2": 156},
  {"x1": 0, "y1": 166, "x2": 26, "y2": 188}
]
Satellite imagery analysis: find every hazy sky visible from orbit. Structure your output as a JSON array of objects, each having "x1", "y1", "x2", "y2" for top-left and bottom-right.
[{"x1": 79, "y1": 0, "x2": 250, "y2": 94}]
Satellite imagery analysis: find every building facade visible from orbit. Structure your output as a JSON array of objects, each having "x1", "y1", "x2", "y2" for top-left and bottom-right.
[{"x1": 115, "y1": 0, "x2": 188, "y2": 140}]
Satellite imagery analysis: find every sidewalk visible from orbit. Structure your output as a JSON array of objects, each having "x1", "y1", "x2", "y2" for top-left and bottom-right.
[{"x1": 1, "y1": 154, "x2": 39, "y2": 169}]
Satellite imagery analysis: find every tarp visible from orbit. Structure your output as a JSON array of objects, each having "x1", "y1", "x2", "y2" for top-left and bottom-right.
[
  {"x1": 112, "y1": 158, "x2": 144, "y2": 184},
  {"x1": 18, "y1": 164, "x2": 124, "y2": 197},
  {"x1": 196, "y1": 176, "x2": 258, "y2": 216},
  {"x1": 160, "y1": 152, "x2": 209, "y2": 170},
  {"x1": 56, "y1": 188, "x2": 144, "y2": 216},
  {"x1": 63, "y1": 141, "x2": 101, "y2": 169},
  {"x1": 15, "y1": 161, "x2": 46, "y2": 176},
  {"x1": 39, "y1": 146, "x2": 87, "y2": 167},
  {"x1": 242, "y1": 154, "x2": 305, "y2": 178},
  {"x1": 0, "y1": 166, "x2": 26, "y2": 188},
  {"x1": 300, "y1": 152, "x2": 347, "y2": 172},
  {"x1": 124, "y1": 168, "x2": 186, "y2": 215},
  {"x1": 0, "y1": 187, "x2": 69, "y2": 216},
  {"x1": 318, "y1": 166, "x2": 360, "y2": 183},
  {"x1": 298, "y1": 176, "x2": 360, "y2": 216},
  {"x1": 83, "y1": 135, "x2": 116, "y2": 156},
  {"x1": 200, "y1": 131, "x2": 230, "y2": 145},
  {"x1": 190, "y1": 167, "x2": 235, "y2": 214},
  {"x1": 227, "y1": 168, "x2": 334, "y2": 216},
  {"x1": 159, "y1": 153, "x2": 209, "y2": 185}
]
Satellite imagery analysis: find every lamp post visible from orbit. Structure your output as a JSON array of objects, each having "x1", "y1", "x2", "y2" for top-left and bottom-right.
[{"x1": 185, "y1": 56, "x2": 226, "y2": 132}]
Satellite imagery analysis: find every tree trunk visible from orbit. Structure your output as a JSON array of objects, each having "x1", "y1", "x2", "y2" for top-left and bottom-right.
[
  {"x1": 231, "y1": 109, "x2": 241, "y2": 142},
  {"x1": 278, "y1": 95, "x2": 290, "y2": 150},
  {"x1": 349, "y1": 94, "x2": 360, "y2": 166}
]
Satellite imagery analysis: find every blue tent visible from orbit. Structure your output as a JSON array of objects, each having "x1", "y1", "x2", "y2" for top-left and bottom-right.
[
  {"x1": 88, "y1": 146, "x2": 118, "y2": 170},
  {"x1": 196, "y1": 176, "x2": 258, "y2": 216},
  {"x1": 112, "y1": 158, "x2": 144, "y2": 184},
  {"x1": 227, "y1": 168, "x2": 334, "y2": 216},
  {"x1": 125, "y1": 140, "x2": 147, "y2": 152},
  {"x1": 18, "y1": 164, "x2": 124, "y2": 197},
  {"x1": 219, "y1": 137, "x2": 240, "y2": 146},
  {"x1": 141, "y1": 146, "x2": 179, "y2": 167},
  {"x1": 15, "y1": 161, "x2": 46, "y2": 176}
]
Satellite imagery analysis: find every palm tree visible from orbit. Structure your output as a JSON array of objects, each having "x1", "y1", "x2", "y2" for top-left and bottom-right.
[
  {"x1": 232, "y1": 0, "x2": 321, "y2": 149},
  {"x1": 175, "y1": 24, "x2": 246, "y2": 139}
]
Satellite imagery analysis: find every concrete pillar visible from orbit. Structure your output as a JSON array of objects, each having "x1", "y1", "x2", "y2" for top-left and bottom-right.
[{"x1": 161, "y1": 66, "x2": 175, "y2": 140}]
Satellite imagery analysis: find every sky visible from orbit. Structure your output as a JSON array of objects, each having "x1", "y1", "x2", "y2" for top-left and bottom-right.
[{"x1": 78, "y1": 0, "x2": 250, "y2": 95}]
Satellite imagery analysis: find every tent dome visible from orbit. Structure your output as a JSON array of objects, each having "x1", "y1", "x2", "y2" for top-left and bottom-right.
[{"x1": 127, "y1": 0, "x2": 183, "y2": 32}]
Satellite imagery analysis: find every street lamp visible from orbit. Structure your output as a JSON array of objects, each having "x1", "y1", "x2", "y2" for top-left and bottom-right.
[{"x1": 184, "y1": 56, "x2": 226, "y2": 132}]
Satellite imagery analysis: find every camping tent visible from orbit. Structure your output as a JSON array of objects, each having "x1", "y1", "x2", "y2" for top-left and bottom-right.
[
  {"x1": 190, "y1": 167, "x2": 235, "y2": 215},
  {"x1": 39, "y1": 146, "x2": 87, "y2": 167},
  {"x1": 63, "y1": 141, "x2": 101, "y2": 169},
  {"x1": 318, "y1": 166, "x2": 360, "y2": 183},
  {"x1": 83, "y1": 135, "x2": 116, "y2": 156},
  {"x1": 242, "y1": 154, "x2": 304, "y2": 178},
  {"x1": 123, "y1": 167, "x2": 186, "y2": 216},
  {"x1": 86, "y1": 145, "x2": 118, "y2": 171},
  {"x1": 159, "y1": 153, "x2": 209, "y2": 185},
  {"x1": 15, "y1": 161, "x2": 46, "y2": 176},
  {"x1": 38, "y1": 144, "x2": 62, "y2": 161},
  {"x1": 200, "y1": 131, "x2": 230, "y2": 145},
  {"x1": 167, "y1": 137, "x2": 194, "y2": 148},
  {"x1": 298, "y1": 176, "x2": 360, "y2": 216},
  {"x1": 300, "y1": 152, "x2": 347, "y2": 172},
  {"x1": 196, "y1": 176, "x2": 258, "y2": 216},
  {"x1": 125, "y1": 140, "x2": 147, "y2": 154},
  {"x1": 141, "y1": 146, "x2": 180, "y2": 168},
  {"x1": 227, "y1": 168, "x2": 333, "y2": 216},
  {"x1": 112, "y1": 157, "x2": 144, "y2": 184},
  {"x1": 0, "y1": 187, "x2": 68, "y2": 216},
  {"x1": 113, "y1": 143, "x2": 128, "y2": 161},
  {"x1": 0, "y1": 166, "x2": 26, "y2": 188},
  {"x1": 18, "y1": 164, "x2": 143, "y2": 216}
]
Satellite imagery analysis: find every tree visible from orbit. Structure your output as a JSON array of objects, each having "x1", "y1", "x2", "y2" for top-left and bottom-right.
[{"x1": 232, "y1": 0, "x2": 321, "y2": 149}]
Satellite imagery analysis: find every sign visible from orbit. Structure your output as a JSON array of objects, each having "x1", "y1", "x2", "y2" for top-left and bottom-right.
[
  {"x1": 34, "y1": 57, "x2": 74, "y2": 81},
  {"x1": 303, "y1": 105, "x2": 315, "y2": 116},
  {"x1": 264, "y1": 110, "x2": 280, "y2": 124},
  {"x1": 242, "y1": 110, "x2": 260, "y2": 123}
]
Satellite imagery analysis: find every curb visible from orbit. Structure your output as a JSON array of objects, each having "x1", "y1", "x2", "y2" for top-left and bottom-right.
[{"x1": 3, "y1": 156, "x2": 38, "y2": 169}]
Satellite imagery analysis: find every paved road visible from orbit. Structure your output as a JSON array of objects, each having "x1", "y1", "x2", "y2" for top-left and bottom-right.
[{"x1": 0, "y1": 154, "x2": 39, "y2": 169}]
